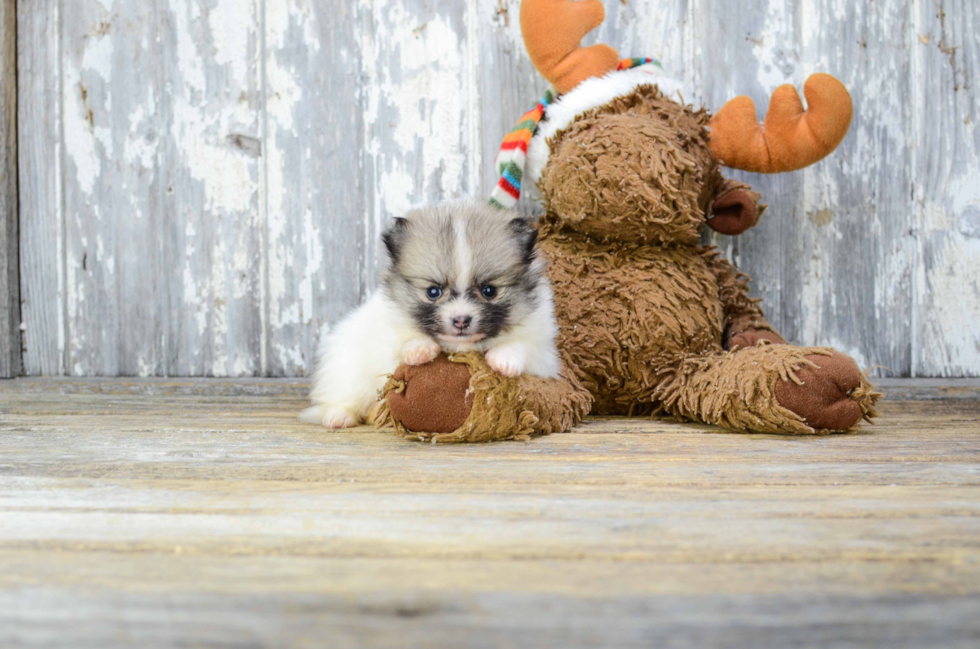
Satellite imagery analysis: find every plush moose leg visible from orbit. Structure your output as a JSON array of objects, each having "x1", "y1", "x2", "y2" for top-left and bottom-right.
[
  {"x1": 655, "y1": 344, "x2": 880, "y2": 434},
  {"x1": 699, "y1": 246, "x2": 880, "y2": 432},
  {"x1": 380, "y1": 353, "x2": 592, "y2": 443}
]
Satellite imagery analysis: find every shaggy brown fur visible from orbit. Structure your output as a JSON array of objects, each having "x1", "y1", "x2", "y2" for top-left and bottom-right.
[
  {"x1": 656, "y1": 345, "x2": 878, "y2": 434},
  {"x1": 384, "y1": 83, "x2": 880, "y2": 442},
  {"x1": 539, "y1": 86, "x2": 721, "y2": 246}
]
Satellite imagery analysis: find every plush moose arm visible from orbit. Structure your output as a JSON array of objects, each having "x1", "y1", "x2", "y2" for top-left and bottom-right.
[{"x1": 703, "y1": 251, "x2": 787, "y2": 350}]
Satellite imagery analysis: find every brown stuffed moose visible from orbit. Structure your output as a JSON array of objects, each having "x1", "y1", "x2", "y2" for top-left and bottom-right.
[{"x1": 381, "y1": 0, "x2": 879, "y2": 443}]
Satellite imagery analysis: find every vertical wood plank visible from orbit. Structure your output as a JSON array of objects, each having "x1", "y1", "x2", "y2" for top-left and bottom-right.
[
  {"x1": 0, "y1": 0, "x2": 18, "y2": 377},
  {"x1": 262, "y1": 0, "x2": 366, "y2": 377},
  {"x1": 157, "y1": 0, "x2": 264, "y2": 376},
  {"x1": 793, "y1": 0, "x2": 915, "y2": 375},
  {"x1": 694, "y1": 0, "x2": 807, "y2": 346},
  {"x1": 596, "y1": 0, "x2": 696, "y2": 84},
  {"x1": 17, "y1": 0, "x2": 63, "y2": 375},
  {"x1": 475, "y1": 0, "x2": 539, "y2": 201},
  {"x1": 60, "y1": 0, "x2": 166, "y2": 376},
  {"x1": 355, "y1": 0, "x2": 482, "y2": 290},
  {"x1": 912, "y1": 0, "x2": 980, "y2": 377}
]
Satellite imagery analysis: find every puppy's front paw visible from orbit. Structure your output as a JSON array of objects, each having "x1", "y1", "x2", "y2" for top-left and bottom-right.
[
  {"x1": 486, "y1": 344, "x2": 526, "y2": 378},
  {"x1": 402, "y1": 338, "x2": 441, "y2": 366},
  {"x1": 323, "y1": 407, "x2": 361, "y2": 429}
]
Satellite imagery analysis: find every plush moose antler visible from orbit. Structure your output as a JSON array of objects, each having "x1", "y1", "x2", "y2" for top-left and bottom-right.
[
  {"x1": 520, "y1": 0, "x2": 620, "y2": 95},
  {"x1": 709, "y1": 73, "x2": 854, "y2": 173},
  {"x1": 521, "y1": 1, "x2": 852, "y2": 173}
]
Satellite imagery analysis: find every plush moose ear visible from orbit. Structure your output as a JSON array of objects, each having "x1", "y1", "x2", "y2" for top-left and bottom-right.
[
  {"x1": 510, "y1": 217, "x2": 538, "y2": 262},
  {"x1": 707, "y1": 189, "x2": 763, "y2": 235},
  {"x1": 382, "y1": 217, "x2": 409, "y2": 263}
]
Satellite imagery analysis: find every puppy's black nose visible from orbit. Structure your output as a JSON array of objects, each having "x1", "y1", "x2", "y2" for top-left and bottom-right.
[{"x1": 453, "y1": 315, "x2": 472, "y2": 331}]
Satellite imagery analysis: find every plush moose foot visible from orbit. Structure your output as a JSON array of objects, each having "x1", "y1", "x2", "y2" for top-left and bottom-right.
[
  {"x1": 657, "y1": 344, "x2": 879, "y2": 434},
  {"x1": 773, "y1": 350, "x2": 879, "y2": 431},
  {"x1": 721, "y1": 329, "x2": 879, "y2": 432},
  {"x1": 380, "y1": 353, "x2": 592, "y2": 444}
]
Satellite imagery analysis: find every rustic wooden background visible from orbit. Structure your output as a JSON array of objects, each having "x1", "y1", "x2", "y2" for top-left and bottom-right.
[
  {"x1": 1, "y1": 0, "x2": 17, "y2": 378},
  {"x1": 10, "y1": 0, "x2": 979, "y2": 378}
]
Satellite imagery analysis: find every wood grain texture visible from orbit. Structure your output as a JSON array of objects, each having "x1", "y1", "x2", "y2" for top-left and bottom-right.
[
  {"x1": 1, "y1": 382, "x2": 979, "y2": 646},
  {"x1": 795, "y1": 0, "x2": 916, "y2": 375},
  {"x1": 912, "y1": 0, "x2": 980, "y2": 377},
  {"x1": 14, "y1": 0, "x2": 980, "y2": 378},
  {"x1": 262, "y1": 0, "x2": 364, "y2": 376},
  {"x1": 161, "y1": 0, "x2": 265, "y2": 378},
  {"x1": 695, "y1": 0, "x2": 809, "y2": 351},
  {"x1": 0, "y1": 0, "x2": 18, "y2": 377},
  {"x1": 17, "y1": 0, "x2": 62, "y2": 376},
  {"x1": 60, "y1": 0, "x2": 165, "y2": 377},
  {"x1": 357, "y1": 0, "x2": 483, "y2": 283}
]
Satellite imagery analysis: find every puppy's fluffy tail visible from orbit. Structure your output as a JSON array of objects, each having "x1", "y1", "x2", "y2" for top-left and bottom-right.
[{"x1": 298, "y1": 405, "x2": 323, "y2": 425}]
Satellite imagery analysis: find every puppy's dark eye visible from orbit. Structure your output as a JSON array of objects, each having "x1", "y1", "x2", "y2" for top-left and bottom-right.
[
  {"x1": 481, "y1": 285, "x2": 497, "y2": 300},
  {"x1": 426, "y1": 286, "x2": 443, "y2": 300}
]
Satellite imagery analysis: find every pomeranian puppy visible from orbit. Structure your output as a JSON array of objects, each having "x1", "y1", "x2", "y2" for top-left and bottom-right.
[{"x1": 300, "y1": 201, "x2": 561, "y2": 429}]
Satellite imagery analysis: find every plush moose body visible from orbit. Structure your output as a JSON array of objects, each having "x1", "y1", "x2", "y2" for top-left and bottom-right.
[{"x1": 382, "y1": 0, "x2": 879, "y2": 442}]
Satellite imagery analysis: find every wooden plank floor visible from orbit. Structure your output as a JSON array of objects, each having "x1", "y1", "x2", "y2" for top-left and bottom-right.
[{"x1": 1, "y1": 379, "x2": 979, "y2": 648}]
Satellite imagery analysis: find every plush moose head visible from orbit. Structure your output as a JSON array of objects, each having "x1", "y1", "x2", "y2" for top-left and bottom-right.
[{"x1": 520, "y1": 0, "x2": 853, "y2": 240}]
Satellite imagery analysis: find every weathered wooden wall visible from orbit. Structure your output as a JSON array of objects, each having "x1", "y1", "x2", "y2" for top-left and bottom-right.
[
  {"x1": 0, "y1": 0, "x2": 17, "y2": 378},
  {"x1": 14, "y1": 0, "x2": 980, "y2": 378}
]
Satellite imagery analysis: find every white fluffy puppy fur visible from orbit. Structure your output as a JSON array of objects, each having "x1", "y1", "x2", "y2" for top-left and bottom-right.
[{"x1": 300, "y1": 201, "x2": 561, "y2": 429}]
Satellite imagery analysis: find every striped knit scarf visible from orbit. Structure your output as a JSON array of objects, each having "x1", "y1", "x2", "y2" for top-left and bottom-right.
[{"x1": 488, "y1": 57, "x2": 661, "y2": 210}]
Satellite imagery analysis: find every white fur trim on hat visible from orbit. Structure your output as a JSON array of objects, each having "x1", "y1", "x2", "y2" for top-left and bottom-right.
[{"x1": 525, "y1": 64, "x2": 691, "y2": 204}]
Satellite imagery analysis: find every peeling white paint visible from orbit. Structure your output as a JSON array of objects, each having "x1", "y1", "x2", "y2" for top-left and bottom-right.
[
  {"x1": 174, "y1": 2, "x2": 206, "y2": 94},
  {"x1": 63, "y1": 37, "x2": 115, "y2": 197},
  {"x1": 917, "y1": 168, "x2": 980, "y2": 375},
  {"x1": 183, "y1": 264, "x2": 206, "y2": 337},
  {"x1": 379, "y1": 168, "x2": 415, "y2": 217},
  {"x1": 463, "y1": 0, "x2": 483, "y2": 197},
  {"x1": 265, "y1": 4, "x2": 307, "y2": 343},
  {"x1": 208, "y1": 0, "x2": 253, "y2": 83},
  {"x1": 233, "y1": 355, "x2": 254, "y2": 377},
  {"x1": 137, "y1": 357, "x2": 153, "y2": 378},
  {"x1": 752, "y1": 0, "x2": 799, "y2": 92},
  {"x1": 183, "y1": 142, "x2": 256, "y2": 214},
  {"x1": 275, "y1": 343, "x2": 306, "y2": 372},
  {"x1": 124, "y1": 94, "x2": 157, "y2": 172},
  {"x1": 358, "y1": 0, "x2": 476, "y2": 284},
  {"x1": 63, "y1": 102, "x2": 100, "y2": 195},
  {"x1": 299, "y1": 205, "x2": 322, "y2": 326}
]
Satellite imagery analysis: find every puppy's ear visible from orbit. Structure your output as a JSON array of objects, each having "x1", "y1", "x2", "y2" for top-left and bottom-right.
[
  {"x1": 382, "y1": 217, "x2": 409, "y2": 263},
  {"x1": 509, "y1": 217, "x2": 538, "y2": 263}
]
